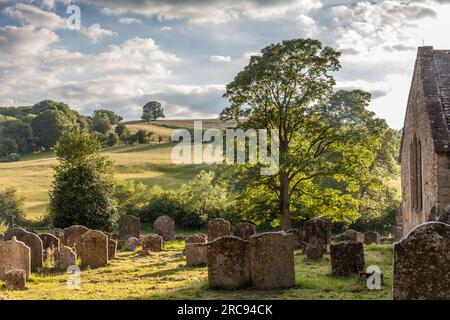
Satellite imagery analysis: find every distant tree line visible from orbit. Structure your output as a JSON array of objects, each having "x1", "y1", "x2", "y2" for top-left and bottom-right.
[{"x1": 0, "y1": 100, "x2": 165, "y2": 161}]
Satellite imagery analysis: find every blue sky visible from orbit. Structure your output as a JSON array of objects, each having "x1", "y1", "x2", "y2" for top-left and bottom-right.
[{"x1": 1, "y1": 0, "x2": 450, "y2": 129}]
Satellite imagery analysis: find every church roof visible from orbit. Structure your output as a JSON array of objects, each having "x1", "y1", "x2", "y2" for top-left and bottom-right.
[{"x1": 415, "y1": 46, "x2": 450, "y2": 153}]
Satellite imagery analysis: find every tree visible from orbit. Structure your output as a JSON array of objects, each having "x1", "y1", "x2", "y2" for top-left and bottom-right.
[
  {"x1": 134, "y1": 129, "x2": 152, "y2": 144},
  {"x1": 93, "y1": 110, "x2": 123, "y2": 125},
  {"x1": 0, "y1": 119, "x2": 34, "y2": 153},
  {"x1": 92, "y1": 112, "x2": 111, "y2": 134},
  {"x1": 0, "y1": 187, "x2": 26, "y2": 225},
  {"x1": 50, "y1": 129, "x2": 118, "y2": 231},
  {"x1": 31, "y1": 109, "x2": 77, "y2": 150},
  {"x1": 141, "y1": 101, "x2": 165, "y2": 122},
  {"x1": 221, "y1": 39, "x2": 389, "y2": 230}
]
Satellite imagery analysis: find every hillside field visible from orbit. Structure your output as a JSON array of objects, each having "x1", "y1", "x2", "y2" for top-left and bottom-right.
[{"x1": 0, "y1": 120, "x2": 228, "y2": 220}]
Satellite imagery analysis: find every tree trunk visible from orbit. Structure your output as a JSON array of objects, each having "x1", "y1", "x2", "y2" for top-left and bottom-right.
[{"x1": 280, "y1": 171, "x2": 292, "y2": 231}]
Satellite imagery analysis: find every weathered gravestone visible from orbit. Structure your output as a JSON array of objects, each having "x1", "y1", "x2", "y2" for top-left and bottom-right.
[
  {"x1": 186, "y1": 243, "x2": 208, "y2": 267},
  {"x1": 78, "y1": 230, "x2": 108, "y2": 268},
  {"x1": 364, "y1": 231, "x2": 380, "y2": 245},
  {"x1": 125, "y1": 237, "x2": 140, "y2": 251},
  {"x1": 286, "y1": 229, "x2": 304, "y2": 249},
  {"x1": 4, "y1": 269, "x2": 27, "y2": 290},
  {"x1": 393, "y1": 222, "x2": 450, "y2": 300},
  {"x1": 305, "y1": 238, "x2": 325, "y2": 260},
  {"x1": 108, "y1": 238, "x2": 117, "y2": 260},
  {"x1": 250, "y1": 232, "x2": 295, "y2": 289},
  {"x1": 185, "y1": 233, "x2": 206, "y2": 244},
  {"x1": 19, "y1": 231, "x2": 43, "y2": 271},
  {"x1": 207, "y1": 236, "x2": 251, "y2": 289},
  {"x1": 304, "y1": 218, "x2": 331, "y2": 251},
  {"x1": 335, "y1": 229, "x2": 365, "y2": 243},
  {"x1": 154, "y1": 215, "x2": 176, "y2": 241},
  {"x1": 330, "y1": 241, "x2": 365, "y2": 276},
  {"x1": 0, "y1": 237, "x2": 31, "y2": 280},
  {"x1": 207, "y1": 218, "x2": 231, "y2": 242},
  {"x1": 118, "y1": 215, "x2": 140, "y2": 241},
  {"x1": 142, "y1": 234, "x2": 163, "y2": 252},
  {"x1": 3, "y1": 227, "x2": 28, "y2": 241},
  {"x1": 54, "y1": 246, "x2": 77, "y2": 270},
  {"x1": 39, "y1": 233, "x2": 61, "y2": 261},
  {"x1": 233, "y1": 223, "x2": 256, "y2": 240},
  {"x1": 63, "y1": 225, "x2": 90, "y2": 251}
]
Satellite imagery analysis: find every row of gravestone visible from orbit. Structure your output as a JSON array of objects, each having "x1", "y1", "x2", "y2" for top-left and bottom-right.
[{"x1": 0, "y1": 225, "x2": 119, "y2": 290}]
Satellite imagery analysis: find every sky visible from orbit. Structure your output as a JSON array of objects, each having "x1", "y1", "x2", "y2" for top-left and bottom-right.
[{"x1": 1, "y1": 0, "x2": 450, "y2": 129}]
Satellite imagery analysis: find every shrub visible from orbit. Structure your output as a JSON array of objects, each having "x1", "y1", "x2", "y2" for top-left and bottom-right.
[
  {"x1": 8, "y1": 153, "x2": 20, "y2": 162},
  {"x1": 0, "y1": 187, "x2": 26, "y2": 225}
]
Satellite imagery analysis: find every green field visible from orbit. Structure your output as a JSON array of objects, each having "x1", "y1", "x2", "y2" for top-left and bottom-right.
[
  {"x1": 0, "y1": 120, "x2": 225, "y2": 220},
  {"x1": 0, "y1": 241, "x2": 392, "y2": 300}
]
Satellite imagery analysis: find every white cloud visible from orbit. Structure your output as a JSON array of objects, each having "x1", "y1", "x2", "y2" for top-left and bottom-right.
[
  {"x1": 118, "y1": 17, "x2": 142, "y2": 24},
  {"x1": 160, "y1": 26, "x2": 173, "y2": 31},
  {"x1": 2, "y1": 3, "x2": 66, "y2": 30},
  {"x1": 82, "y1": 23, "x2": 117, "y2": 43},
  {"x1": 210, "y1": 55, "x2": 232, "y2": 62}
]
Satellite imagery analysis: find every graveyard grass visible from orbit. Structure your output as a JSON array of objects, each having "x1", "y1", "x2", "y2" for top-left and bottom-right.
[{"x1": 0, "y1": 242, "x2": 392, "y2": 300}]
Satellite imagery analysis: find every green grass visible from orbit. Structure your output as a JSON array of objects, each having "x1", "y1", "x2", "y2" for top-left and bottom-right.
[{"x1": 0, "y1": 242, "x2": 392, "y2": 300}]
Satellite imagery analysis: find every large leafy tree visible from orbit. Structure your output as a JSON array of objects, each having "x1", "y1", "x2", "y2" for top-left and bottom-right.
[
  {"x1": 50, "y1": 129, "x2": 118, "y2": 231},
  {"x1": 0, "y1": 187, "x2": 26, "y2": 225},
  {"x1": 142, "y1": 101, "x2": 165, "y2": 122},
  {"x1": 220, "y1": 39, "x2": 389, "y2": 230}
]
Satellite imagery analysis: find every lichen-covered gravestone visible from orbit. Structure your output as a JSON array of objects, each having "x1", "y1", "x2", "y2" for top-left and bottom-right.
[
  {"x1": 141, "y1": 234, "x2": 163, "y2": 252},
  {"x1": 154, "y1": 215, "x2": 175, "y2": 241},
  {"x1": 39, "y1": 233, "x2": 61, "y2": 261},
  {"x1": 305, "y1": 239, "x2": 325, "y2": 260},
  {"x1": 393, "y1": 222, "x2": 450, "y2": 300},
  {"x1": 125, "y1": 237, "x2": 140, "y2": 251},
  {"x1": 118, "y1": 215, "x2": 140, "y2": 241},
  {"x1": 232, "y1": 223, "x2": 256, "y2": 240},
  {"x1": 78, "y1": 230, "x2": 108, "y2": 268},
  {"x1": 186, "y1": 243, "x2": 208, "y2": 267},
  {"x1": 54, "y1": 246, "x2": 77, "y2": 270},
  {"x1": 364, "y1": 231, "x2": 380, "y2": 245},
  {"x1": 207, "y1": 218, "x2": 231, "y2": 242},
  {"x1": 50, "y1": 228, "x2": 65, "y2": 239},
  {"x1": 304, "y1": 218, "x2": 331, "y2": 251},
  {"x1": 63, "y1": 225, "x2": 90, "y2": 251},
  {"x1": 4, "y1": 269, "x2": 27, "y2": 290},
  {"x1": 207, "y1": 236, "x2": 251, "y2": 289},
  {"x1": 3, "y1": 227, "x2": 28, "y2": 241},
  {"x1": 19, "y1": 231, "x2": 43, "y2": 271},
  {"x1": 185, "y1": 234, "x2": 206, "y2": 244},
  {"x1": 250, "y1": 232, "x2": 295, "y2": 289},
  {"x1": 108, "y1": 238, "x2": 117, "y2": 260},
  {"x1": 330, "y1": 241, "x2": 365, "y2": 276},
  {"x1": 0, "y1": 237, "x2": 31, "y2": 280}
]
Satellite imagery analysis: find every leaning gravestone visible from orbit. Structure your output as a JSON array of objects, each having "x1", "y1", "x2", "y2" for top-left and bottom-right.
[
  {"x1": 364, "y1": 231, "x2": 380, "y2": 245},
  {"x1": 393, "y1": 222, "x2": 450, "y2": 300},
  {"x1": 78, "y1": 230, "x2": 108, "y2": 268},
  {"x1": 186, "y1": 243, "x2": 208, "y2": 267},
  {"x1": 142, "y1": 234, "x2": 163, "y2": 252},
  {"x1": 207, "y1": 236, "x2": 251, "y2": 289},
  {"x1": 286, "y1": 229, "x2": 304, "y2": 249},
  {"x1": 304, "y1": 218, "x2": 331, "y2": 251},
  {"x1": 154, "y1": 215, "x2": 176, "y2": 241},
  {"x1": 54, "y1": 246, "x2": 77, "y2": 270},
  {"x1": 63, "y1": 225, "x2": 90, "y2": 251},
  {"x1": 108, "y1": 238, "x2": 117, "y2": 260},
  {"x1": 207, "y1": 218, "x2": 231, "y2": 242},
  {"x1": 0, "y1": 237, "x2": 31, "y2": 280},
  {"x1": 250, "y1": 232, "x2": 295, "y2": 289},
  {"x1": 330, "y1": 241, "x2": 365, "y2": 276},
  {"x1": 3, "y1": 227, "x2": 28, "y2": 241},
  {"x1": 233, "y1": 223, "x2": 256, "y2": 240},
  {"x1": 118, "y1": 215, "x2": 140, "y2": 241},
  {"x1": 39, "y1": 233, "x2": 61, "y2": 261}
]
